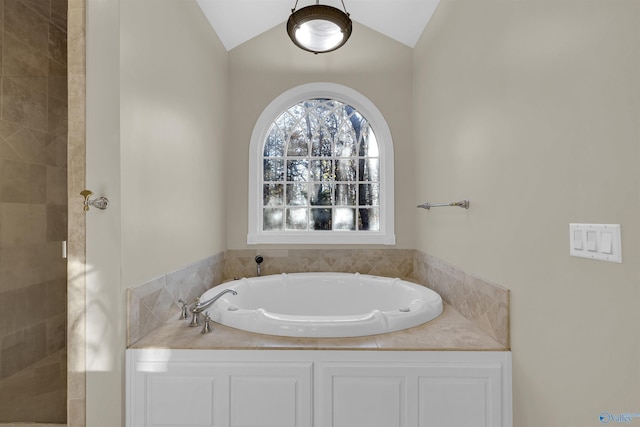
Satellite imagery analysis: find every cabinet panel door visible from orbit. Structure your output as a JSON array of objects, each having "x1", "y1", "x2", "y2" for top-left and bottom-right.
[
  {"x1": 131, "y1": 362, "x2": 227, "y2": 427},
  {"x1": 318, "y1": 364, "x2": 412, "y2": 427},
  {"x1": 332, "y1": 375, "x2": 406, "y2": 427},
  {"x1": 147, "y1": 375, "x2": 217, "y2": 427},
  {"x1": 416, "y1": 363, "x2": 504, "y2": 427},
  {"x1": 228, "y1": 363, "x2": 313, "y2": 427},
  {"x1": 418, "y1": 376, "x2": 494, "y2": 427}
]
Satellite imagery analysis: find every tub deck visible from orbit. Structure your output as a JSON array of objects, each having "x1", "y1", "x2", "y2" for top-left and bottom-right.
[{"x1": 130, "y1": 303, "x2": 507, "y2": 351}]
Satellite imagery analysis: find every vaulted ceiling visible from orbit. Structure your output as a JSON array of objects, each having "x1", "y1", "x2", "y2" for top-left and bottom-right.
[{"x1": 196, "y1": 0, "x2": 441, "y2": 51}]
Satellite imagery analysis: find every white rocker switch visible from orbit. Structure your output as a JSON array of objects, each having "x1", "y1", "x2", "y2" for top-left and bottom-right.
[
  {"x1": 586, "y1": 230, "x2": 597, "y2": 252},
  {"x1": 601, "y1": 232, "x2": 613, "y2": 254},
  {"x1": 572, "y1": 230, "x2": 583, "y2": 250}
]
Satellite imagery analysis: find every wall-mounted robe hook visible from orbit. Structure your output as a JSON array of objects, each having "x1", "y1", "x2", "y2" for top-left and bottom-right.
[{"x1": 81, "y1": 190, "x2": 109, "y2": 212}]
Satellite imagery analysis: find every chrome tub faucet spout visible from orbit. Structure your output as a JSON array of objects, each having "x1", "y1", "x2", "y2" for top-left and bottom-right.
[
  {"x1": 192, "y1": 289, "x2": 237, "y2": 314},
  {"x1": 188, "y1": 288, "x2": 238, "y2": 327}
]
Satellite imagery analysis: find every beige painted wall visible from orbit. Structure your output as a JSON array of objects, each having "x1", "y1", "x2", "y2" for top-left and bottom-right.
[
  {"x1": 414, "y1": 1, "x2": 640, "y2": 426},
  {"x1": 86, "y1": 1, "x2": 122, "y2": 424},
  {"x1": 227, "y1": 22, "x2": 416, "y2": 249},
  {"x1": 86, "y1": 0, "x2": 228, "y2": 425},
  {"x1": 120, "y1": 0, "x2": 229, "y2": 287}
]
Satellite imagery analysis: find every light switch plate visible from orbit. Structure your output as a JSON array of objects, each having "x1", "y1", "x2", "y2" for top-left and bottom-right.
[{"x1": 569, "y1": 224, "x2": 622, "y2": 263}]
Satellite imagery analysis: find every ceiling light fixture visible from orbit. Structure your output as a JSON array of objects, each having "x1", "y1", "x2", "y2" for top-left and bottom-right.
[{"x1": 287, "y1": 0, "x2": 352, "y2": 54}]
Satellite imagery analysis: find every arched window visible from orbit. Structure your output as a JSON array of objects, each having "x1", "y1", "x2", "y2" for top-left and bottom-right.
[{"x1": 248, "y1": 83, "x2": 395, "y2": 245}]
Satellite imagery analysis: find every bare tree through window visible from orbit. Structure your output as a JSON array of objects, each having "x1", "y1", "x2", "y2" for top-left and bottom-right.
[{"x1": 262, "y1": 99, "x2": 380, "y2": 232}]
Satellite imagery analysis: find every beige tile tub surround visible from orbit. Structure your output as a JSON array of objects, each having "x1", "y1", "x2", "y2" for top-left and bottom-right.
[
  {"x1": 128, "y1": 249, "x2": 509, "y2": 349},
  {"x1": 414, "y1": 251, "x2": 510, "y2": 348},
  {"x1": 127, "y1": 253, "x2": 225, "y2": 346},
  {"x1": 132, "y1": 303, "x2": 505, "y2": 351},
  {"x1": 224, "y1": 249, "x2": 416, "y2": 281}
]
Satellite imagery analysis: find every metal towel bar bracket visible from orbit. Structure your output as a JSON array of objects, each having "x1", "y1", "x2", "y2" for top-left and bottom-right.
[{"x1": 417, "y1": 200, "x2": 470, "y2": 210}]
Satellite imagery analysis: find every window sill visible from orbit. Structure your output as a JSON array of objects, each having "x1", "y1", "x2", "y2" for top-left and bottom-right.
[{"x1": 247, "y1": 232, "x2": 396, "y2": 246}]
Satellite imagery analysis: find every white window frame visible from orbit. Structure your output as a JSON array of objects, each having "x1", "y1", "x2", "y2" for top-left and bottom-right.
[{"x1": 247, "y1": 82, "x2": 395, "y2": 245}]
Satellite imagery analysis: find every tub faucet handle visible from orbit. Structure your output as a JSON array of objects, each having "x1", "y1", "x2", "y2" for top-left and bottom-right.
[
  {"x1": 189, "y1": 297, "x2": 201, "y2": 327},
  {"x1": 201, "y1": 312, "x2": 213, "y2": 334},
  {"x1": 178, "y1": 299, "x2": 189, "y2": 320}
]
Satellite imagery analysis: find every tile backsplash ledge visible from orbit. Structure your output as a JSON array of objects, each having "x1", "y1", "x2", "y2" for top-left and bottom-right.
[
  {"x1": 127, "y1": 253, "x2": 225, "y2": 346},
  {"x1": 127, "y1": 250, "x2": 509, "y2": 348},
  {"x1": 413, "y1": 252, "x2": 509, "y2": 348},
  {"x1": 223, "y1": 249, "x2": 415, "y2": 281}
]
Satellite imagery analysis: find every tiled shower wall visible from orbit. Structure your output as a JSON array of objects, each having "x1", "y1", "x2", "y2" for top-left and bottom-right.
[{"x1": 0, "y1": 0, "x2": 68, "y2": 423}]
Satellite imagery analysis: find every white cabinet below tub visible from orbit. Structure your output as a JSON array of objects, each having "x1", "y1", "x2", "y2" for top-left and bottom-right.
[
  {"x1": 127, "y1": 355, "x2": 312, "y2": 427},
  {"x1": 127, "y1": 349, "x2": 512, "y2": 427},
  {"x1": 317, "y1": 360, "x2": 508, "y2": 427}
]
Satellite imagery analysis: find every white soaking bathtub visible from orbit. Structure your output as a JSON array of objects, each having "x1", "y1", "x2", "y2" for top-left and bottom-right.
[{"x1": 200, "y1": 272, "x2": 443, "y2": 337}]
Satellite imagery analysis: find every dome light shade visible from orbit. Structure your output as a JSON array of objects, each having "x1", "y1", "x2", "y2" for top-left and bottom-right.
[{"x1": 287, "y1": 4, "x2": 352, "y2": 54}]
